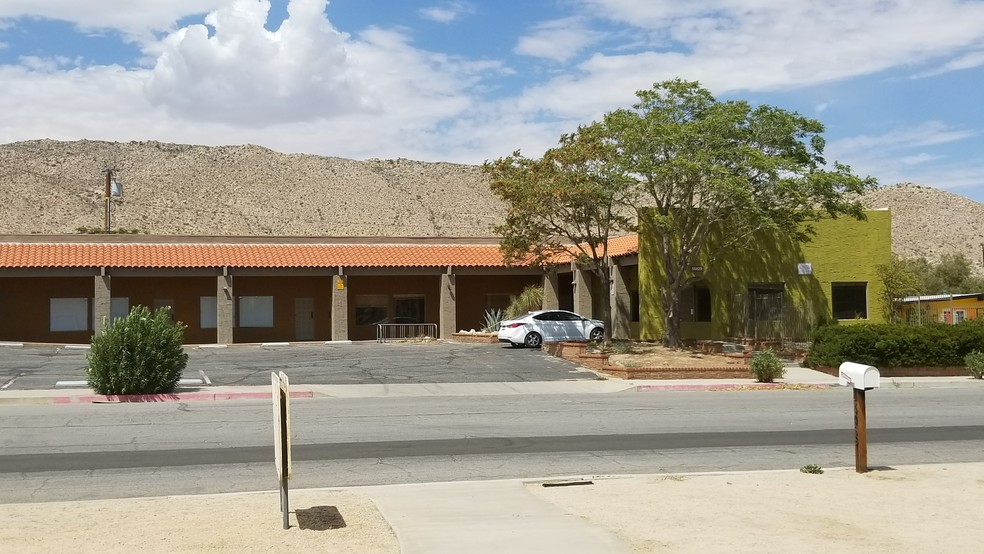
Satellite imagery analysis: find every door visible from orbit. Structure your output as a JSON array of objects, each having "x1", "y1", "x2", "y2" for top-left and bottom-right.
[{"x1": 295, "y1": 297, "x2": 314, "y2": 341}]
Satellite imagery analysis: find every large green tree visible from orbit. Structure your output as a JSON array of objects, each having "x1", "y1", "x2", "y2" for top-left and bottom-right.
[
  {"x1": 605, "y1": 80, "x2": 876, "y2": 346},
  {"x1": 483, "y1": 122, "x2": 636, "y2": 342}
]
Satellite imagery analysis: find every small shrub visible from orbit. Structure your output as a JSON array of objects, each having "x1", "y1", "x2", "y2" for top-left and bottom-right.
[
  {"x1": 86, "y1": 306, "x2": 189, "y2": 395},
  {"x1": 966, "y1": 350, "x2": 984, "y2": 380},
  {"x1": 481, "y1": 308, "x2": 504, "y2": 333},
  {"x1": 750, "y1": 348, "x2": 785, "y2": 383},
  {"x1": 800, "y1": 464, "x2": 824, "y2": 474}
]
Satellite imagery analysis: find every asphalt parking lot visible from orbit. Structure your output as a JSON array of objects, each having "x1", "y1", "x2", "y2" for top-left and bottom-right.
[{"x1": 0, "y1": 341, "x2": 599, "y2": 390}]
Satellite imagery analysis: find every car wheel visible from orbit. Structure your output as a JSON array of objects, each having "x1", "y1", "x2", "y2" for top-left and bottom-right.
[
  {"x1": 589, "y1": 327, "x2": 604, "y2": 341},
  {"x1": 524, "y1": 332, "x2": 543, "y2": 348}
]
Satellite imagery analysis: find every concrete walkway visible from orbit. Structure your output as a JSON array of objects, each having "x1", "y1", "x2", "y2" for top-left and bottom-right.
[{"x1": 365, "y1": 479, "x2": 629, "y2": 554}]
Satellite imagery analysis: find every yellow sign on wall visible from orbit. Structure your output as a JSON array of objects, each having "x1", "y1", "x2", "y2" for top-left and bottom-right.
[{"x1": 336, "y1": 278, "x2": 345, "y2": 290}]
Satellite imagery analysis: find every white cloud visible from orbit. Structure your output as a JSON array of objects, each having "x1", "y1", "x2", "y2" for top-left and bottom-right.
[
  {"x1": 418, "y1": 2, "x2": 474, "y2": 24},
  {"x1": 145, "y1": 0, "x2": 375, "y2": 125},
  {"x1": 913, "y1": 50, "x2": 984, "y2": 78},
  {"x1": 830, "y1": 122, "x2": 977, "y2": 154},
  {"x1": 826, "y1": 123, "x2": 983, "y2": 195},
  {"x1": 514, "y1": 17, "x2": 605, "y2": 63}
]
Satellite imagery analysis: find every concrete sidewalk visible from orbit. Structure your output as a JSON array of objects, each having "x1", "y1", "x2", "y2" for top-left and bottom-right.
[{"x1": 1, "y1": 366, "x2": 981, "y2": 404}]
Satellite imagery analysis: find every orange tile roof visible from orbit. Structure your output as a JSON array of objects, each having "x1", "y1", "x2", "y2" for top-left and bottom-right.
[
  {"x1": 0, "y1": 242, "x2": 519, "y2": 269},
  {"x1": 0, "y1": 235, "x2": 638, "y2": 270},
  {"x1": 608, "y1": 234, "x2": 638, "y2": 258}
]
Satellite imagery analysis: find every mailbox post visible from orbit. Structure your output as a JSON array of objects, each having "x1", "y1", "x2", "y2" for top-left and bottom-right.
[{"x1": 838, "y1": 362, "x2": 880, "y2": 473}]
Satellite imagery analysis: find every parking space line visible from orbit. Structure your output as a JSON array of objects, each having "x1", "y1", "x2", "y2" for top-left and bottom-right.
[{"x1": 199, "y1": 369, "x2": 212, "y2": 386}]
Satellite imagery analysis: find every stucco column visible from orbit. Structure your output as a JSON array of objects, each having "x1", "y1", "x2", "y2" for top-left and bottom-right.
[
  {"x1": 610, "y1": 263, "x2": 631, "y2": 339},
  {"x1": 573, "y1": 266, "x2": 593, "y2": 318},
  {"x1": 217, "y1": 273, "x2": 234, "y2": 345},
  {"x1": 542, "y1": 270, "x2": 560, "y2": 310},
  {"x1": 331, "y1": 274, "x2": 349, "y2": 341},
  {"x1": 440, "y1": 271, "x2": 456, "y2": 339},
  {"x1": 93, "y1": 273, "x2": 111, "y2": 335}
]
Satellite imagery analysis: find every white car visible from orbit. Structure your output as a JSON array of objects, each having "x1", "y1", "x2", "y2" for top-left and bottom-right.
[{"x1": 497, "y1": 309, "x2": 605, "y2": 348}]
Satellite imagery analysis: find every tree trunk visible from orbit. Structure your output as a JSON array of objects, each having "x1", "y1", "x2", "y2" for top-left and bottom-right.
[
  {"x1": 593, "y1": 266, "x2": 614, "y2": 346},
  {"x1": 663, "y1": 284, "x2": 682, "y2": 347}
]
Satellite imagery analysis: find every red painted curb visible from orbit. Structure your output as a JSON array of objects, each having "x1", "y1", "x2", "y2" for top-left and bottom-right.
[{"x1": 51, "y1": 390, "x2": 314, "y2": 404}]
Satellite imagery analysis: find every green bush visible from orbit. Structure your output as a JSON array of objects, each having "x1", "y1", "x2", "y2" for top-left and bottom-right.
[
  {"x1": 750, "y1": 349, "x2": 785, "y2": 383},
  {"x1": 86, "y1": 306, "x2": 189, "y2": 395},
  {"x1": 966, "y1": 350, "x2": 984, "y2": 380},
  {"x1": 505, "y1": 285, "x2": 543, "y2": 319},
  {"x1": 804, "y1": 323, "x2": 984, "y2": 369}
]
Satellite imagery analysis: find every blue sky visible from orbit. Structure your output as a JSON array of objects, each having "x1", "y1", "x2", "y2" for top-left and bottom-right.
[{"x1": 0, "y1": 0, "x2": 982, "y2": 202}]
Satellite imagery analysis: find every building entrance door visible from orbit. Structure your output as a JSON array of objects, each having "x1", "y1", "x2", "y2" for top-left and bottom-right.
[{"x1": 295, "y1": 297, "x2": 315, "y2": 341}]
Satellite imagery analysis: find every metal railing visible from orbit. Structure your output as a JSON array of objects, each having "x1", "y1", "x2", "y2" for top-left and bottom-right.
[{"x1": 376, "y1": 323, "x2": 439, "y2": 343}]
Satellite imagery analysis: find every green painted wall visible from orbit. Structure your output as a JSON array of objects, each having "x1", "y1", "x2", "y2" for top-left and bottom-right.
[{"x1": 639, "y1": 210, "x2": 892, "y2": 342}]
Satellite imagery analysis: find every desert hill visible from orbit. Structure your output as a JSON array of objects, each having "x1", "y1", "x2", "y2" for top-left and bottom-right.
[
  {"x1": 1, "y1": 140, "x2": 981, "y2": 274},
  {"x1": 0, "y1": 139, "x2": 505, "y2": 237}
]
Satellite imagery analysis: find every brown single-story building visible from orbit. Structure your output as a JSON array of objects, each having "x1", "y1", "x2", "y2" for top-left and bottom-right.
[{"x1": 0, "y1": 234, "x2": 639, "y2": 344}]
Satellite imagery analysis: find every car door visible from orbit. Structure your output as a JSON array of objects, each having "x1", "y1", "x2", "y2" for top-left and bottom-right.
[
  {"x1": 555, "y1": 311, "x2": 583, "y2": 341},
  {"x1": 532, "y1": 311, "x2": 560, "y2": 342}
]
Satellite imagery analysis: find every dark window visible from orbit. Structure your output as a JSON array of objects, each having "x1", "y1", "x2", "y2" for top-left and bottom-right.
[
  {"x1": 555, "y1": 312, "x2": 580, "y2": 321},
  {"x1": 832, "y1": 283, "x2": 867, "y2": 319},
  {"x1": 630, "y1": 290, "x2": 640, "y2": 322},
  {"x1": 533, "y1": 312, "x2": 556, "y2": 321}
]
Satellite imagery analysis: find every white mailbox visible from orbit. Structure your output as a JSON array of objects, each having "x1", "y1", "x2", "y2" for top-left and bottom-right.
[{"x1": 838, "y1": 361, "x2": 880, "y2": 390}]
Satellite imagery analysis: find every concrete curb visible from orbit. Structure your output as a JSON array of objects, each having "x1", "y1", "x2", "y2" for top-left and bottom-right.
[{"x1": 636, "y1": 383, "x2": 833, "y2": 392}]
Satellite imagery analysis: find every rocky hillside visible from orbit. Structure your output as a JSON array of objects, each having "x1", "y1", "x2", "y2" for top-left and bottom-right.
[
  {"x1": 0, "y1": 139, "x2": 506, "y2": 237},
  {"x1": 1, "y1": 140, "x2": 981, "y2": 273},
  {"x1": 860, "y1": 183, "x2": 984, "y2": 273}
]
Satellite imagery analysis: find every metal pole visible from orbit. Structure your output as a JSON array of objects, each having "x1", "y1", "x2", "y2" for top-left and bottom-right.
[
  {"x1": 854, "y1": 388, "x2": 868, "y2": 473},
  {"x1": 104, "y1": 170, "x2": 112, "y2": 233}
]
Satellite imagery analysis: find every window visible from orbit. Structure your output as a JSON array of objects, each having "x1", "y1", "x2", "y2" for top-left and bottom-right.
[
  {"x1": 393, "y1": 295, "x2": 425, "y2": 324},
  {"x1": 200, "y1": 296, "x2": 217, "y2": 329},
  {"x1": 941, "y1": 309, "x2": 967, "y2": 324},
  {"x1": 630, "y1": 290, "x2": 640, "y2": 323},
  {"x1": 486, "y1": 293, "x2": 513, "y2": 311},
  {"x1": 50, "y1": 298, "x2": 89, "y2": 332},
  {"x1": 110, "y1": 297, "x2": 129, "y2": 323},
  {"x1": 832, "y1": 283, "x2": 867, "y2": 320},
  {"x1": 239, "y1": 296, "x2": 273, "y2": 327},
  {"x1": 355, "y1": 294, "x2": 387, "y2": 326}
]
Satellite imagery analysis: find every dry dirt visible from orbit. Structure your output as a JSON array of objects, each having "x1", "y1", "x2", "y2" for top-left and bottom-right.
[
  {"x1": 605, "y1": 344, "x2": 744, "y2": 368},
  {"x1": 3, "y1": 464, "x2": 982, "y2": 553}
]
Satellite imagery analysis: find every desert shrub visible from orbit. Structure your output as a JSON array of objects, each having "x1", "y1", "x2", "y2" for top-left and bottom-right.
[
  {"x1": 750, "y1": 349, "x2": 785, "y2": 383},
  {"x1": 86, "y1": 305, "x2": 189, "y2": 395},
  {"x1": 481, "y1": 308, "x2": 504, "y2": 333},
  {"x1": 804, "y1": 323, "x2": 984, "y2": 369},
  {"x1": 505, "y1": 285, "x2": 543, "y2": 319},
  {"x1": 966, "y1": 350, "x2": 984, "y2": 380}
]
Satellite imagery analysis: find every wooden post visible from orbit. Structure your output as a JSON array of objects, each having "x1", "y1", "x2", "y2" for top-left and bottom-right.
[
  {"x1": 279, "y1": 385, "x2": 289, "y2": 529},
  {"x1": 854, "y1": 388, "x2": 868, "y2": 473}
]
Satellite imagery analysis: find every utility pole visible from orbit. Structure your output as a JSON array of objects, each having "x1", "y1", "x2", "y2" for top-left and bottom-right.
[{"x1": 104, "y1": 169, "x2": 113, "y2": 233}]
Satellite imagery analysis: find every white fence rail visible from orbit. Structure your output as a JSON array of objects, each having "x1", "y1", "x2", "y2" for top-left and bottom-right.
[{"x1": 376, "y1": 323, "x2": 438, "y2": 343}]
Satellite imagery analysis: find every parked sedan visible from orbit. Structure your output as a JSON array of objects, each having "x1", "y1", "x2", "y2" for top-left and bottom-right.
[{"x1": 497, "y1": 310, "x2": 605, "y2": 348}]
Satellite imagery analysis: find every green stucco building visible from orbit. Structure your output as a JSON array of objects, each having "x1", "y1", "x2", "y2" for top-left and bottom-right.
[{"x1": 638, "y1": 209, "x2": 892, "y2": 343}]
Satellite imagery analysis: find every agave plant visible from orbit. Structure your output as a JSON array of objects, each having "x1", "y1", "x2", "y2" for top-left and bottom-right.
[{"x1": 481, "y1": 308, "x2": 504, "y2": 333}]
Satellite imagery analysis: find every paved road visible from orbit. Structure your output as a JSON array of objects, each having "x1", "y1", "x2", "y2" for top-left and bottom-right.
[
  {"x1": 0, "y1": 341, "x2": 597, "y2": 390},
  {"x1": 3, "y1": 387, "x2": 983, "y2": 502}
]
